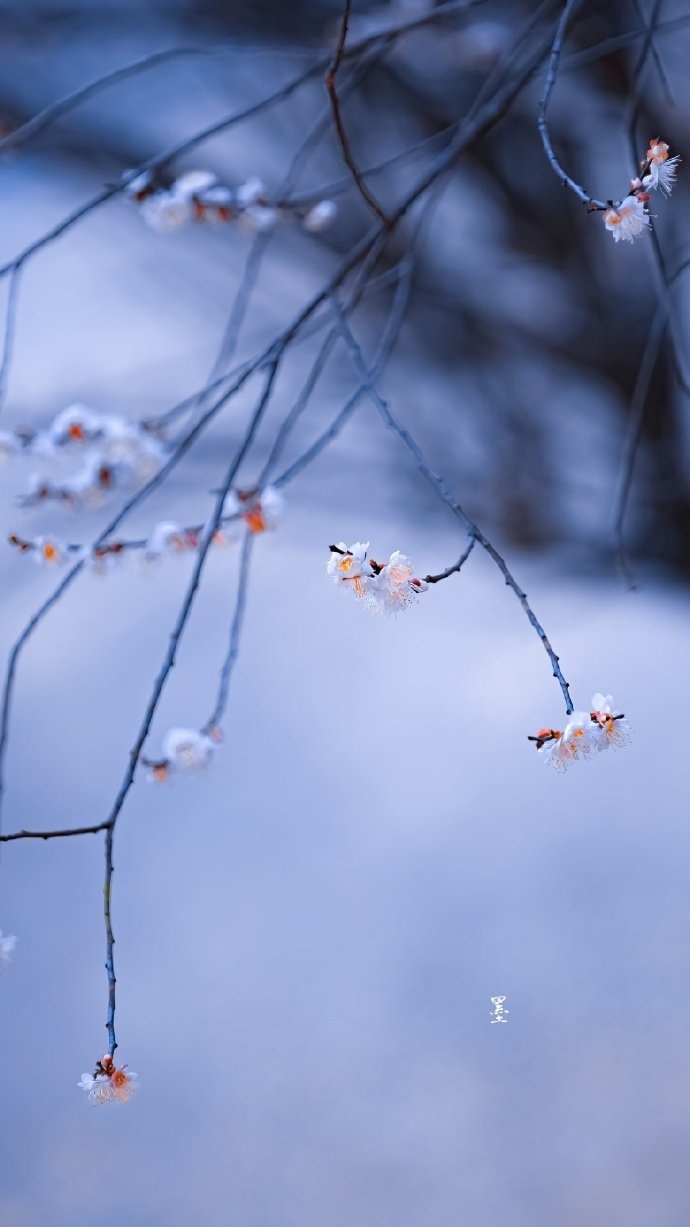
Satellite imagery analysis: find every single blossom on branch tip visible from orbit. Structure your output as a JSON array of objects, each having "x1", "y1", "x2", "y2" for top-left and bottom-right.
[
  {"x1": 223, "y1": 485, "x2": 285, "y2": 534},
  {"x1": 78, "y1": 1055, "x2": 138, "y2": 1105},
  {"x1": 603, "y1": 195, "x2": 650, "y2": 243},
  {"x1": 326, "y1": 542, "x2": 428, "y2": 615},
  {"x1": 0, "y1": 931, "x2": 17, "y2": 969},
  {"x1": 528, "y1": 693, "x2": 629, "y2": 769},
  {"x1": 144, "y1": 726, "x2": 216, "y2": 782}
]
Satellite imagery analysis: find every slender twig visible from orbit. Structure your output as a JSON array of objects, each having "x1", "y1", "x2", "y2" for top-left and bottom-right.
[
  {"x1": 95, "y1": 361, "x2": 280, "y2": 1049},
  {"x1": 0, "y1": 0, "x2": 481, "y2": 286},
  {"x1": 326, "y1": 0, "x2": 388, "y2": 224},
  {"x1": 104, "y1": 828, "x2": 117, "y2": 1055},
  {"x1": 424, "y1": 536, "x2": 476, "y2": 583},
  {"x1": 563, "y1": 14, "x2": 690, "y2": 73},
  {"x1": 0, "y1": 265, "x2": 21, "y2": 417},
  {"x1": 206, "y1": 532, "x2": 255, "y2": 731},
  {"x1": 0, "y1": 822, "x2": 109, "y2": 842},
  {"x1": 538, "y1": 0, "x2": 610, "y2": 210},
  {"x1": 331, "y1": 300, "x2": 574, "y2": 714}
]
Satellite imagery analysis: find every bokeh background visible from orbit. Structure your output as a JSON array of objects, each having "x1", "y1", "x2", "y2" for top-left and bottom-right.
[{"x1": 1, "y1": 1, "x2": 689, "y2": 1224}]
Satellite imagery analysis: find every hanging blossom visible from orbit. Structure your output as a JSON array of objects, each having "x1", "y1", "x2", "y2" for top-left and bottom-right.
[
  {"x1": 124, "y1": 167, "x2": 337, "y2": 236},
  {"x1": 78, "y1": 1055, "x2": 138, "y2": 1105},
  {"x1": 529, "y1": 693, "x2": 629, "y2": 770},
  {"x1": 144, "y1": 726, "x2": 220, "y2": 783},
  {"x1": 327, "y1": 542, "x2": 428, "y2": 615},
  {"x1": 0, "y1": 931, "x2": 17, "y2": 969},
  {"x1": 603, "y1": 194, "x2": 650, "y2": 244},
  {"x1": 223, "y1": 485, "x2": 285, "y2": 534},
  {"x1": 602, "y1": 138, "x2": 680, "y2": 242},
  {"x1": 642, "y1": 139, "x2": 681, "y2": 197}
]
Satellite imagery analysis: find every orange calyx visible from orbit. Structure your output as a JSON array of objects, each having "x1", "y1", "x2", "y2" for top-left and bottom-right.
[{"x1": 243, "y1": 508, "x2": 266, "y2": 534}]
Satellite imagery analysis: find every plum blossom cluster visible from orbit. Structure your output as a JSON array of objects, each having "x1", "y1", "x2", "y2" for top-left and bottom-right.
[
  {"x1": 603, "y1": 139, "x2": 680, "y2": 243},
  {"x1": 0, "y1": 930, "x2": 17, "y2": 970},
  {"x1": 2, "y1": 404, "x2": 166, "y2": 509},
  {"x1": 327, "y1": 541, "x2": 429, "y2": 614},
  {"x1": 144, "y1": 725, "x2": 220, "y2": 783},
  {"x1": 78, "y1": 1055, "x2": 138, "y2": 1105},
  {"x1": 124, "y1": 168, "x2": 337, "y2": 236},
  {"x1": 529, "y1": 693, "x2": 629, "y2": 770},
  {"x1": 8, "y1": 486, "x2": 285, "y2": 571}
]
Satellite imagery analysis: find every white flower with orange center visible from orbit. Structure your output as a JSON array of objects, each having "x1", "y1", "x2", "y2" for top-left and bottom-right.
[
  {"x1": 603, "y1": 195, "x2": 650, "y2": 243},
  {"x1": 239, "y1": 485, "x2": 285, "y2": 534},
  {"x1": 364, "y1": 550, "x2": 429, "y2": 616},
  {"x1": 108, "y1": 1065, "x2": 138, "y2": 1103},
  {"x1": 161, "y1": 727, "x2": 215, "y2": 775},
  {"x1": 33, "y1": 537, "x2": 67, "y2": 566},
  {"x1": 327, "y1": 541, "x2": 374, "y2": 600},
  {"x1": 78, "y1": 1057, "x2": 138, "y2": 1105},
  {"x1": 589, "y1": 692, "x2": 629, "y2": 751},
  {"x1": 643, "y1": 140, "x2": 681, "y2": 196},
  {"x1": 530, "y1": 712, "x2": 592, "y2": 770}
]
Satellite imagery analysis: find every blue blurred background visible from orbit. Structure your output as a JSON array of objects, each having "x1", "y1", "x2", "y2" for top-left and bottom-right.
[{"x1": 1, "y1": 2, "x2": 689, "y2": 1224}]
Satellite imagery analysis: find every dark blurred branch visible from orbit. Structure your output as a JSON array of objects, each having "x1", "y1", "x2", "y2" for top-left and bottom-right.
[{"x1": 326, "y1": 0, "x2": 388, "y2": 224}]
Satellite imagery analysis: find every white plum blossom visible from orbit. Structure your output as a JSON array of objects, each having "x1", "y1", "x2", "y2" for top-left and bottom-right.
[
  {"x1": 241, "y1": 485, "x2": 285, "y2": 533},
  {"x1": 327, "y1": 541, "x2": 375, "y2": 600},
  {"x1": 236, "y1": 177, "x2": 266, "y2": 208},
  {"x1": 0, "y1": 931, "x2": 17, "y2": 969},
  {"x1": 589, "y1": 692, "x2": 629, "y2": 751},
  {"x1": 144, "y1": 521, "x2": 187, "y2": 563},
  {"x1": 172, "y1": 169, "x2": 218, "y2": 200},
  {"x1": 77, "y1": 1073, "x2": 113, "y2": 1105},
  {"x1": 327, "y1": 543, "x2": 427, "y2": 613},
  {"x1": 78, "y1": 1058, "x2": 138, "y2": 1105},
  {"x1": 303, "y1": 200, "x2": 338, "y2": 233},
  {"x1": 48, "y1": 403, "x2": 103, "y2": 446},
  {"x1": 32, "y1": 537, "x2": 69, "y2": 566},
  {"x1": 160, "y1": 727, "x2": 215, "y2": 775},
  {"x1": 603, "y1": 195, "x2": 650, "y2": 243},
  {"x1": 531, "y1": 693, "x2": 629, "y2": 768},
  {"x1": 530, "y1": 711, "x2": 591, "y2": 770},
  {"x1": 140, "y1": 190, "x2": 193, "y2": 231},
  {"x1": 643, "y1": 141, "x2": 681, "y2": 196},
  {"x1": 364, "y1": 550, "x2": 429, "y2": 615},
  {"x1": 241, "y1": 204, "x2": 280, "y2": 233}
]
